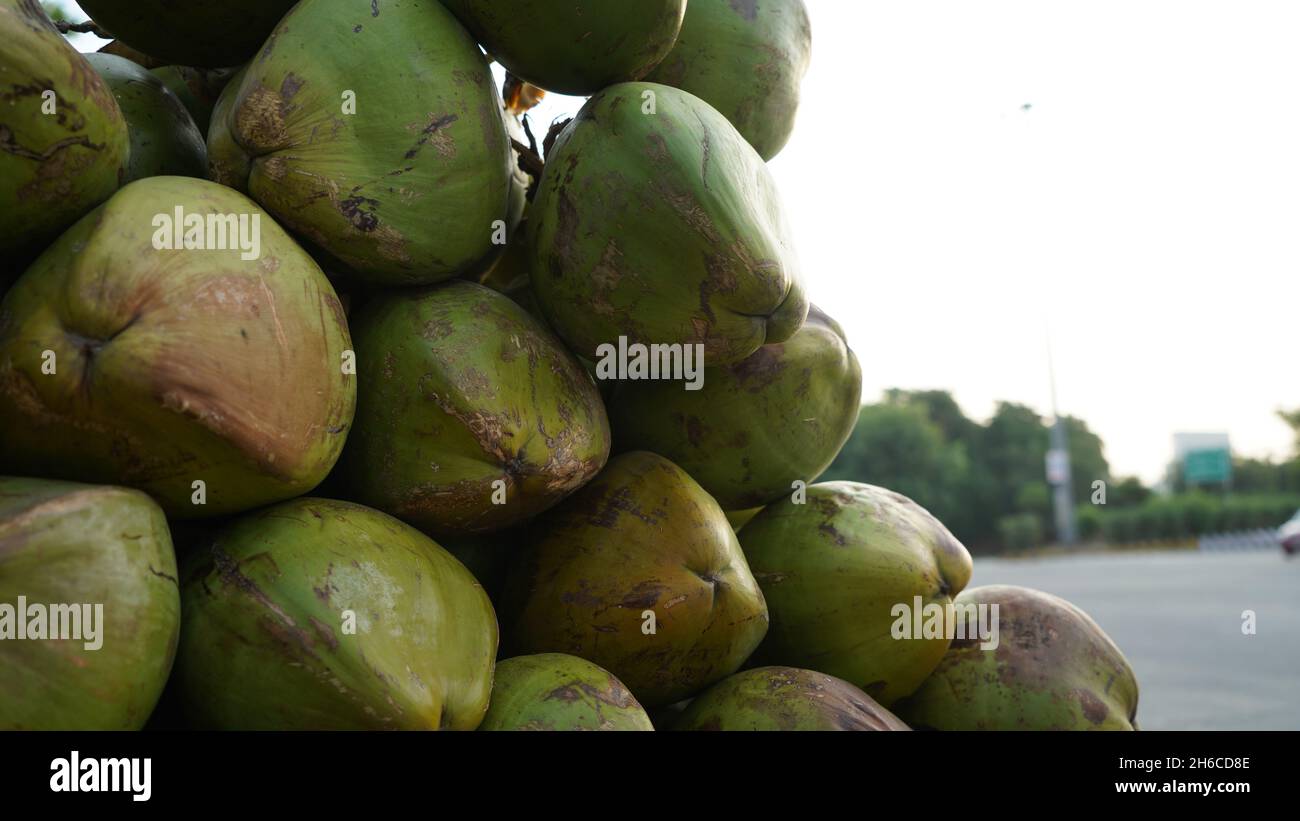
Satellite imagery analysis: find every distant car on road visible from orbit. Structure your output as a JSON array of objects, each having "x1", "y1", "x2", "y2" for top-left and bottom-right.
[{"x1": 1279, "y1": 511, "x2": 1300, "y2": 556}]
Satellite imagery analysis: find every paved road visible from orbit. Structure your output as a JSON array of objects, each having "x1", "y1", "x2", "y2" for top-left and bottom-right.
[{"x1": 971, "y1": 550, "x2": 1300, "y2": 730}]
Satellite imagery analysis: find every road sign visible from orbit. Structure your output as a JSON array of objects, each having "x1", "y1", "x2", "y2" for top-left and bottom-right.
[
  {"x1": 1045, "y1": 449, "x2": 1070, "y2": 485},
  {"x1": 1184, "y1": 448, "x2": 1232, "y2": 485}
]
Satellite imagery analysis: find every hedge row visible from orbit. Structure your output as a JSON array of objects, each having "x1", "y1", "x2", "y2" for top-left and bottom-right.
[{"x1": 1077, "y1": 493, "x2": 1300, "y2": 544}]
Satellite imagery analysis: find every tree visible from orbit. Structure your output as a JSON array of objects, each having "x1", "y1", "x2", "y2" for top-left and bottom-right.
[
  {"x1": 1062, "y1": 415, "x2": 1110, "y2": 505},
  {"x1": 1107, "y1": 476, "x2": 1151, "y2": 507},
  {"x1": 1233, "y1": 458, "x2": 1282, "y2": 494},
  {"x1": 975, "y1": 402, "x2": 1049, "y2": 516},
  {"x1": 40, "y1": 2, "x2": 69, "y2": 24},
  {"x1": 819, "y1": 403, "x2": 980, "y2": 543},
  {"x1": 825, "y1": 392, "x2": 1123, "y2": 551},
  {"x1": 1280, "y1": 408, "x2": 1300, "y2": 455},
  {"x1": 884, "y1": 389, "x2": 981, "y2": 446},
  {"x1": 1015, "y1": 481, "x2": 1051, "y2": 518}
]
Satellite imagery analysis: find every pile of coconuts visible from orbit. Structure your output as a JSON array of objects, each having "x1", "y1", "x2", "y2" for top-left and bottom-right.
[{"x1": 0, "y1": 0, "x2": 1138, "y2": 731}]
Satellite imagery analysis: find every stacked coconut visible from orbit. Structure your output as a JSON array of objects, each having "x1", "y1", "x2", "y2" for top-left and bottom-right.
[{"x1": 0, "y1": 0, "x2": 1137, "y2": 731}]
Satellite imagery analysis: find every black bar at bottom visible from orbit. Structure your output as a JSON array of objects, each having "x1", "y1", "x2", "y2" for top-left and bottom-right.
[{"x1": 0, "y1": 730, "x2": 1286, "y2": 808}]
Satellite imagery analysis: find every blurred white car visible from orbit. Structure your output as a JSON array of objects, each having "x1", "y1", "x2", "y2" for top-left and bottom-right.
[{"x1": 1279, "y1": 510, "x2": 1300, "y2": 555}]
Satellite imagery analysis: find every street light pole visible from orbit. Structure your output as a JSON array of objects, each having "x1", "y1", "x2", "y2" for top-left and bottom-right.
[
  {"x1": 1021, "y1": 103, "x2": 1077, "y2": 546},
  {"x1": 1046, "y1": 334, "x2": 1078, "y2": 546}
]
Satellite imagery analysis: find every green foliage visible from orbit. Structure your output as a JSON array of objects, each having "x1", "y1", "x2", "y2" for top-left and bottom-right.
[
  {"x1": 825, "y1": 390, "x2": 1110, "y2": 552},
  {"x1": 1076, "y1": 504, "x2": 1104, "y2": 540},
  {"x1": 826, "y1": 389, "x2": 1299, "y2": 553},
  {"x1": 1107, "y1": 476, "x2": 1151, "y2": 507},
  {"x1": 996, "y1": 513, "x2": 1044, "y2": 554},
  {"x1": 1181, "y1": 493, "x2": 1215, "y2": 533},
  {"x1": 1092, "y1": 492, "x2": 1299, "y2": 544},
  {"x1": 1279, "y1": 408, "x2": 1300, "y2": 454},
  {"x1": 1062, "y1": 416, "x2": 1110, "y2": 505},
  {"x1": 976, "y1": 402, "x2": 1051, "y2": 517},
  {"x1": 40, "y1": 2, "x2": 69, "y2": 24},
  {"x1": 883, "y1": 389, "x2": 981, "y2": 444},
  {"x1": 1232, "y1": 455, "x2": 1300, "y2": 494},
  {"x1": 819, "y1": 402, "x2": 979, "y2": 538},
  {"x1": 1015, "y1": 481, "x2": 1051, "y2": 517}
]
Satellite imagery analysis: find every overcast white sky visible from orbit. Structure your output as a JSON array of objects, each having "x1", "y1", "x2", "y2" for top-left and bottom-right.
[
  {"x1": 541, "y1": 0, "x2": 1298, "y2": 484},
  {"x1": 773, "y1": 0, "x2": 1300, "y2": 484},
  {"x1": 65, "y1": 1, "x2": 1300, "y2": 483}
]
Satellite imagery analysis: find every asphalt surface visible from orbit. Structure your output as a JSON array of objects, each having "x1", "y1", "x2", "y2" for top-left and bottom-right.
[{"x1": 971, "y1": 549, "x2": 1300, "y2": 730}]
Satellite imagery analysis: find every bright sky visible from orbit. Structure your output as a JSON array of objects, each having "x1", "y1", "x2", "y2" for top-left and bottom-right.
[
  {"x1": 540, "y1": 0, "x2": 1300, "y2": 485},
  {"x1": 775, "y1": 0, "x2": 1300, "y2": 485},
  {"x1": 64, "y1": 0, "x2": 1300, "y2": 484}
]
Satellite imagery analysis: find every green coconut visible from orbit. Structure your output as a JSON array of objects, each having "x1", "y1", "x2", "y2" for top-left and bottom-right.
[
  {"x1": 96, "y1": 39, "x2": 166, "y2": 70},
  {"x1": 475, "y1": 110, "x2": 538, "y2": 313},
  {"x1": 150, "y1": 65, "x2": 236, "y2": 134},
  {"x1": 739, "y1": 482, "x2": 973, "y2": 706},
  {"x1": 608, "y1": 305, "x2": 861, "y2": 510},
  {"x1": 529, "y1": 82, "x2": 807, "y2": 366},
  {"x1": 0, "y1": 0, "x2": 128, "y2": 257},
  {"x1": 501, "y1": 451, "x2": 769, "y2": 708},
  {"x1": 725, "y1": 507, "x2": 763, "y2": 531},
  {"x1": 0, "y1": 176, "x2": 355, "y2": 518},
  {"x1": 479, "y1": 653, "x2": 654, "y2": 731},
  {"x1": 78, "y1": 0, "x2": 298, "y2": 68},
  {"x1": 336, "y1": 280, "x2": 609, "y2": 538},
  {"x1": 645, "y1": 0, "x2": 812, "y2": 160},
  {"x1": 0, "y1": 476, "x2": 179, "y2": 729},
  {"x1": 893, "y1": 585, "x2": 1140, "y2": 730},
  {"x1": 85, "y1": 53, "x2": 207, "y2": 183},
  {"x1": 440, "y1": 0, "x2": 686, "y2": 95},
  {"x1": 175, "y1": 498, "x2": 498, "y2": 729},
  {"x1": 204, "y1": 64, "x2": 247, "y2": 176},
  {"x1": 208, "y1": 0, "x2": 514, "y2": 285},
  {"x1": 674, "y1": 667, "x2": 910, "y2": 731},
  {"x1": 476, "y1": 227, "x2": 537, "y2": 316}
]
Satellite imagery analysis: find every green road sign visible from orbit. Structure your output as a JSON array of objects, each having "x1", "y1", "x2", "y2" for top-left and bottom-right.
[{"x1": 1184, "y1": 448, "x2": 1232, "y2": 485}]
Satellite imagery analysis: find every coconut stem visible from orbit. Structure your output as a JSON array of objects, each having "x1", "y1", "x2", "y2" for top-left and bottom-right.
[
  {"x1": 56, "y1": 20, "x2": 110, "y2": 37},
  {"x1": 510, "y1": 138, "x2": 545, "y2": 179},
  {"x1": 542, "y1": 117, "x2": 571, "y2": 160},
  {"x1": 522, "y1": 113, "x2": 540, "y2": 156}
]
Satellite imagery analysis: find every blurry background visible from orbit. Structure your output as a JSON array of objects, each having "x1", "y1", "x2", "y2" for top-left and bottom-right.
[{"x1": 47, "y1": 0, "x2": 1300, "y2": 729}]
